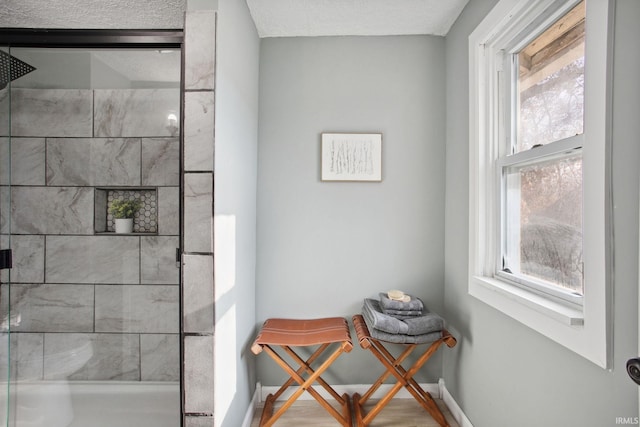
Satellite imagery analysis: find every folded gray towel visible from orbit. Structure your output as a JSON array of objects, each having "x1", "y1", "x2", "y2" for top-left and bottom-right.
[
  {"x1": 362, "y1": 298, "x2": 444, "y2": 336},
  {"x1": 382, "y1": 308, "x2": 424, "y2": 319},
  {"x1": 379, "y1": 292, "x2": 424, "y2": 312},
  {"x1": 362, "y1": 312, "x2": 443, "y2": 344}
]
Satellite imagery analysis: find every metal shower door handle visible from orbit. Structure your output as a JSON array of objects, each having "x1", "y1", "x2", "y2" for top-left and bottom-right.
[{"x1": 0, "y1": 249, "x2": 11, "y2": 270}]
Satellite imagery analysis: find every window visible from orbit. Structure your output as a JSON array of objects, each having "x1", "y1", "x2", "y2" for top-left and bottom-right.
[
  {"x1": 469, "y1": 0, "x2": 613, "y2": 368},
  {"x1": 500, "y1": 3, "x2": 585, "y2": 305}
]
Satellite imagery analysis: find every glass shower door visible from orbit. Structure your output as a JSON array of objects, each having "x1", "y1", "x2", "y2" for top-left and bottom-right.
[
  {"x1": 0, "y1": 45, "x2": 182, "y2": 427},
  {"x1": 0, "y1": 43, "x2": 16, "y2": 427}
]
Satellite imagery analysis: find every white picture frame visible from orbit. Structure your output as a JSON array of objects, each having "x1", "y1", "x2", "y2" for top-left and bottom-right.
[{"x1": 321, "y1": 133, "x2": 382, "y2": 182}]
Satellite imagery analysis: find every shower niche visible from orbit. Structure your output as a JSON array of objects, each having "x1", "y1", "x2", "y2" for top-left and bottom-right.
[{"x1": 95, "y1": 187, "x2": 158, "y2": 234}]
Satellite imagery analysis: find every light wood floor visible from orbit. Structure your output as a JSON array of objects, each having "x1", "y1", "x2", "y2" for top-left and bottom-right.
[{"x1": 250, "y1": 397, "x2": 460, "y2": 427}]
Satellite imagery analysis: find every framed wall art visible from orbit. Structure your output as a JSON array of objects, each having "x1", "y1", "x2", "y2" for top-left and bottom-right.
[{"x1": 321, "y1": 133, "x2": 382, "y2": 182}]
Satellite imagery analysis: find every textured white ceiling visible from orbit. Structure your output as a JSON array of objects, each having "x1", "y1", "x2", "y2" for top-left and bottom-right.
[
  {"x1": 0, "y1": 0, "x2": 185, "y2": 29},
  {"x1": 246, "y1": 0, "x2": 469, "y2": 38}
]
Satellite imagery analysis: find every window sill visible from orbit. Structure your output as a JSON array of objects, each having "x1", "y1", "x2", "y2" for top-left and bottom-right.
[
  {"x1": 470, "y1": 271, "x2": 609, "y2": 368},
  {"x1": 470, "y1": 276, "x2": 584, "y2": 326}
]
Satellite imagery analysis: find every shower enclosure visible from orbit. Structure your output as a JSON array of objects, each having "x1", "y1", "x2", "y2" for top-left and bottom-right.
[{"x1": 0, "y1": 31, "x2": 183, "y2": 427}]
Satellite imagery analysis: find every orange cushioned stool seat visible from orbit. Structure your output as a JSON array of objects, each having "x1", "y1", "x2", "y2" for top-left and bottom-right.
[
  {"x1": 251, "y1": 317, "x2": 354, "y2": 426},
  {"x1": 352, "y1": 314, "x2": 456, "y2": 427}
]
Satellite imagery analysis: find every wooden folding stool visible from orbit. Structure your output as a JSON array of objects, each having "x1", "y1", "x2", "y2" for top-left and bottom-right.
[
  {"x1": 351, "y1": 314, "x2": 457, "y2": 427},
  {"x1": 251, "y1": 317, "x2": 354, "y2": 426}
]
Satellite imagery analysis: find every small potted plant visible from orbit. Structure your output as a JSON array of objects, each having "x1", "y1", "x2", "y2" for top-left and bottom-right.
[{"x1": 109, "y1": 199, "x2": 142, "y2": 234}]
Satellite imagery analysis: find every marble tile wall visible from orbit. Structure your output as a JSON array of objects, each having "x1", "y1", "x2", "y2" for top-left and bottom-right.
[
  {"x1": 159, "y1": 187, "x2": 180, "y2": 235},
  {"x1": 0, "y1": 333, "x2": 44, "y2": 381},
  {"x1": 184, "y1": 91, "x2": 215, "y2": 171},
  {"x1": 0, "y1": 330, "x2": 178, "y2": 382},
  {"x1": 183, "y1": 9, "x2": 216, "y2": 425},
  {"x1": 10, "y1": 89, "x2": 93, "y2": 137},
  {"x1": 140, "y1": 334, "x2": 180, "y2": 381},
  {"x1": 141, "y1": 236, "x2": 181, "y2": 284},
  {"x1": 46, "y1": 236, "x2": 141, "y2": 284},
  {"x1": 0, "y1": 137, "x2": 46, "y2": 185},
  {"x1": 94, "y1": 89, "x2": 180, "y2": 138},
  {"x1": 0, "y1": 330, "x2": 180, "y2": 382},
  {"x1": 0, "y1": 88, "x2": 9, "y2": 137},
  {"x1": 94, "y1": 285, "x2": 179, "y2": 333},
  {"x1": 183, "y1": 254, "x2": 214, "y2": 333},
  {"x1": 184, "y1": 173, "x2": 214, "y2": 253},
  {"x1": 184, "y1": 416, "x2": 215, "y2": 427},
  {"x1": 5, "y1": 187, "x2": 95, "y2": 235},
  {"x1": 0, "y1": 235, "x2": 44, "y2": 283},
  {"x1": 44, "y1": 333, "x2": 141, "y2": 381},
  {"x1": 184, "y1": 12, "x2": 216, "y2": 91},
  {"x1": 2, "y1": 19, "x2": 218, "y2": 423},
  {"x1": 0, "y1": 86, "x2": 181, "y2": 383},
  {"x1": 46, "y1": 138, "x2": 142, "y2": 186},
  {"x1": 2, "y1": 283, "x2": 94, "y2": 332},
  {"x1": 142, "y1": 137, "x2": 180, "y2": 186},
  {"x1": 184, "y1": 335, "x2": 215, "y2": 413}
]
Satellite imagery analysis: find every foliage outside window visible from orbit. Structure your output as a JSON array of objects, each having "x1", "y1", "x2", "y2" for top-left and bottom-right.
[{"x1": 500, "y1": 1, "x2": 585, "y2": 304}]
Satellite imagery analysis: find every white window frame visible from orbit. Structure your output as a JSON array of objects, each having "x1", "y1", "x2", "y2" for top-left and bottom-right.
[{"x1": 469, "y1": 0, "x2": 614, "y2": 368}]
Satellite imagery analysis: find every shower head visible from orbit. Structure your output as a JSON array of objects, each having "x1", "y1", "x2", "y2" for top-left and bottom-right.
[{"x1": 0, "y1": 50, "x2": 37, "y2": 90}]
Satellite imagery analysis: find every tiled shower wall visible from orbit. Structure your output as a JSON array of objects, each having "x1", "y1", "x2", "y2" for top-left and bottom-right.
[
  {"x1": 182, "y1": 9, "x2": 216, "y2": 427},
  {"x1": 0, "y1": 86, "x2": 181, "y2": 382},
  {"x1": 0, "y1": 11, "x2": 216, "y2": 424}
]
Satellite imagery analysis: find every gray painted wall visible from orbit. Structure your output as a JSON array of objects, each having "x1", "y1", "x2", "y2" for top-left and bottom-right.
[
  {"x1": 443, "y1": 1, "x2": 640, "y2": 426},
  {"x1": 213, "y1": 1, "x2": 259, "y2": 426},
  {"x1": 256, "y1": 35, "x2": 447, "y2": 385}
]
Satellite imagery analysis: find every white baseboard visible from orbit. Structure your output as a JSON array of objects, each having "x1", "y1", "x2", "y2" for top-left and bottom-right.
[
  {"x1": 243, "y1": 380, "x2": 473, "y2": 427},
  {"x1": 258, "y1": 382, "x2": 440, "y2": 402},
  {"x1": 439, "y1": 379, "x2": 474, "y2": 427},
  {"x1": 241, "y1": 383, "x2": 260, "y2": 427}
]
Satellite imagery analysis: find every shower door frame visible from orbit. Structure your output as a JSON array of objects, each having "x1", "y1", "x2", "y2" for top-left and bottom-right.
[
  {"x1": 0, "y1": 28, "x2": 185, "y2": 427},
  {"x1": 0, "y1": 41, "x2": 12, "y2": 427}
]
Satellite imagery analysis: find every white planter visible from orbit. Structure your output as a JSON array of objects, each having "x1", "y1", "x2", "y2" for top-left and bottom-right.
[{"x1": 114, "y1": 218, "x2": 134, "y2": 234}]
